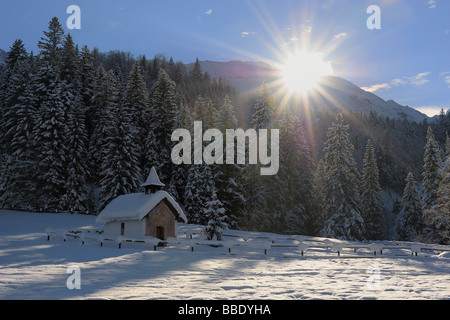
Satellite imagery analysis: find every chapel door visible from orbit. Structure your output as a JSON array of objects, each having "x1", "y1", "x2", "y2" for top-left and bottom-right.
[{"x1": 156, "y1": 226, "x2": 165, "y2": 240}]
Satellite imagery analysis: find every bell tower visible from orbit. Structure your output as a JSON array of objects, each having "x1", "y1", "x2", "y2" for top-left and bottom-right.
[{"x1": 141, "y1": 167, "x2": 165, "y2": 195}]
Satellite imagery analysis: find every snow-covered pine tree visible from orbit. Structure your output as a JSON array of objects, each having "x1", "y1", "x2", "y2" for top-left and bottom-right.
[
  {"x1": 37, "y1": 17, "x2": 64, "y2": 64},
  {"x1": 193, "y1": 95, "x2": 218, "y2": 129},
  {"x1": 315, "y1": 158, "x2": 327, "y2": 229},
  {"x1": 191, "y1": 58, "x2": 203, "y2": 83},
  {"x1": 320, "y1": 113, "x2": 365, "y2": 241},
  {"x1": 213, "y1": 95, "x2": 245, "y2": 228},
  {"x1": 60, "y1": 34, "x2": 79, "y2": 85},
  {"x1": 423, "y1": 153, "x2": 450, "y2": 244},
  {"x1": 88, "y1": 65, "x2": 110, "y2": 182},
  {"x1": 138, "y1": 55, "x2": 152, "y2": 90},
  {"x1": 99, "y1": 71, "x2": 141, "y2": 210},
  {"x1": 57, "y1": 33, "x2": 90, "y2": 213},
  {"x1": 183, "y1": 165, "x2": 203, "y2": 224},
  {"x1": 149, "y1": 56, "x2": 160, "y2": 84},
  {"x1": 217, "y1": 95, "x2": 238, "y2": 129},
  {"x1": 79, "y1": 45, "x2": 94, "y2": 111},
  {"x1": 0, "y1": 39, "x2": 28, "y2": 100},
  {"x1": 239, "y1": 164, "x2": 268, "y2": 231},
  {"x1": 360, "y1": 139, "x2": 384, "y2": 240},
  {"x1": 183, "y1": 164, "x2": 215, "y2": 225},
  {"x1": 0, "y1": 40, "x2": 31, "y2": 199},
  {"x1": 167, "y1": 101, "x2": 192, "y2": 203},
  {"x1": 0, "y1": 39, "x2": 30, "y2": 154},
  {"x1": 278, "y1": 109, "x2": 316, "y2": 235},
  {"x1": 170, "y1": 60, "x2": 186, "y2": 86},
  {"x1": 0, "y1": 84, "x2": 37, "y2": 210},
  {"x1": 32, "y1": 17, "x2": 69, "y2": 211},
  {"x1": 124, "y1": 61, "x2": 150, "y2": 166},
  {"x1": 79, "y1": 45, "x2": 95, "y2": 139},
  {"x1": 422, "y1": 127, "x2": 443, "y2": 210},
  {"x1": 396, "y1": 172, "x2": 424, "y2": 241},
  {"x1": 240, "y1": 82, "x2": 278, "y2": 231},
  {"x1": 145, "y1": 68, "x2": 178, "y2": 182},
  {"x1": 202, "y1": 187, "x2": 228, "y2": 241},
  {"x1": 62, "y1": 102, "x2": 89, "y2": 213},
  {"x1": 79, "y1": 46, "x2": 95, "y2": 199},
  {"x1": 251, "y1": 81, "x2": 276, "y2": 130}
]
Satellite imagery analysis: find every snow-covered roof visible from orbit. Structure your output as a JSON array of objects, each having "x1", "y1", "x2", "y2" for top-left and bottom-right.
[
  {"x1": 141, "y1": 167, "x2": 165, "y2": 188},
  {"x1": 96, "y1": 191, "x2": 187, "y2": 224}
]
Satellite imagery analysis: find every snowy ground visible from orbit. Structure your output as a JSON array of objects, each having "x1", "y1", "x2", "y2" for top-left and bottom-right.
[{"x1": 0, "y1": 210, "x2": 449, "y2": 300}]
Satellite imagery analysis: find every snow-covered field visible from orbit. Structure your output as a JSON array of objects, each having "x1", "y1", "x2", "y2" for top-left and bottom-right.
[{"x1": 0, "y1": 210, "x2": 449, "y2": 300}]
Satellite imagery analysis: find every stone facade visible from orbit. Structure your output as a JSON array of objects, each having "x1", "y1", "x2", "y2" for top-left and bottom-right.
[{"x1": 144, "y1": 200, "x2": 177, "y2": 240}]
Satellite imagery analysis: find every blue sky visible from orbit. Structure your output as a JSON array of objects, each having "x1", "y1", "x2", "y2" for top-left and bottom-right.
[{"x1": 1, "y1": 0, "x2": 449, "y2": 116}]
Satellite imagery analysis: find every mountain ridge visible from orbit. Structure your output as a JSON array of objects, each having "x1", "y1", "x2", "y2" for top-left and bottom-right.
[{"x1": 192, "y1": 60, "x2": 428, "y2": 123}]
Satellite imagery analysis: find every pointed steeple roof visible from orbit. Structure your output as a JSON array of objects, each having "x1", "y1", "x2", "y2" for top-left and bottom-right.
[{"x1": 142, "y1": 167, "x2": 165, "y2": 188}]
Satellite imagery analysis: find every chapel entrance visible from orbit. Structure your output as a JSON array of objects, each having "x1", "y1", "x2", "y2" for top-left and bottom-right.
[{"x1": 156, "y1": 226, "x2": 165, "y2": 240}]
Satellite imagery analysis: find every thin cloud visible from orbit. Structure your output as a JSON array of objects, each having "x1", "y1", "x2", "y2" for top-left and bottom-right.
[
  {"x1": 440, "y1": 71, "x2": 450, "y2": 87},
  {"x1": 361, "y1": 83, "x2": 391, "y2": 93},
  {"x1": 406, "y1": 72, "x2": 431, "y2": 86},
  {"x1": 428, "y1": 0, "x2": 436, "y2": 9},
  {"x1": 241, "y1": 31, "x2": 256, "y2": 38},
  {"x1": 362, "y1": 72, "x2": 431, "y2": 93},
  {"x1": 334, "y1": 32, "x2": 347, "y2": 40},
  {"x1": 205, "y1": 9, "x2": 213, "y2": 15}
]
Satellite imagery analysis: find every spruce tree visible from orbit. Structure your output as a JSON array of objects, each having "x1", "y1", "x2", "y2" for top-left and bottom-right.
[
  {"x1": 214, "y1": 95, "x2": 245, "y2": 228},
  {"x1": 315, "y1": 158, "x2": 327, "y2": 229},
  {"x1": 99, "y1": 72, "x2": 141, "y2": 210},
  {"x1": 423, "y1": 154, "x2": 450, "y2": 244},
  {"x1": 279, "y1": 110, "x2": 316, "y2": 235},
  {"x1": 360, "y1": 139, "x2": 384, "y2": 240},
  {"x1": 33, "y1": 17, "x2": 69, "y2": 211},
  {"x1": 251, "y1": 81, "x2": 276, "y2": 130},
  {"x1": 60, "y1": 34, "x2": 79, "y2": 84},
  {"x1": 191, "y1": 58, "x2": 203, "y2": 83},
  {"x1": 192, "y1": 95, "x2": 218, "y2": 129},
  {"x1": 0, "y1": 41, "x2": 31, "y2": 213},
  {"x1": 145, "y1": 68, "x2": 178, "y2": 182},
  {"x1": 203, "y1": 188, "x2": 228, "y2": 241},
  {"x1": 0, "y1": 39, "x2": 30, "y2": 154},
  {"x1": 0, "y1": 83, "x2": 38, "y2": 210},
  {"x1": 57, "y1": 33, "x2": 89, "y2": 213},
  {"x1": 320, "y1": 113, "x2": 365, "y2": 241},
  {"x1": 37, "y1": 17, "x2": 64, "y2": 65},
  {"x1": 167, "y1": 101, "x2": 192, "y2": 203},
  {"x1": 124, "y1": 61, "x2": 150, "y2": 160},
  {"x1": 79, "y1": 45, "x2": 95, "y2": 116},
  {"x1": 217, "y1": 95, "x2": 238, "y2": 129},
  {"x1": 184, "y1": 164, "x2": 215, "y2": 225},
  {"x1": 396, "y1": 172, "x2": 424, "y2": 241},
  {"x1": 241, "y1": 82, "x2": 277, "y2": 231},
  {"x1": 88, "y1": 65, "x2": 109, "y2": 181},
  {"x1": 61, "y1": 102, "x2": 89, "y2": 213},
  {"x1": 149, "y1": 56, "x2": 159, "y2": 83},
  {"x1": 422, "y1": 127, "x2": 443, "y2": 210}
]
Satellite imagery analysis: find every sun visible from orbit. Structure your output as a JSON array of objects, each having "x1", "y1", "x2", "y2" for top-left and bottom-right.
[{"x1": 280, "y1": 51, "x2": 334, "y2": 94}]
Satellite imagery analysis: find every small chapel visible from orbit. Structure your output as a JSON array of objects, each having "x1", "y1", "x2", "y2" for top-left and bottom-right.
[{"x1": 96, "y1": 167, "x2": 187, "y2": 240}]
